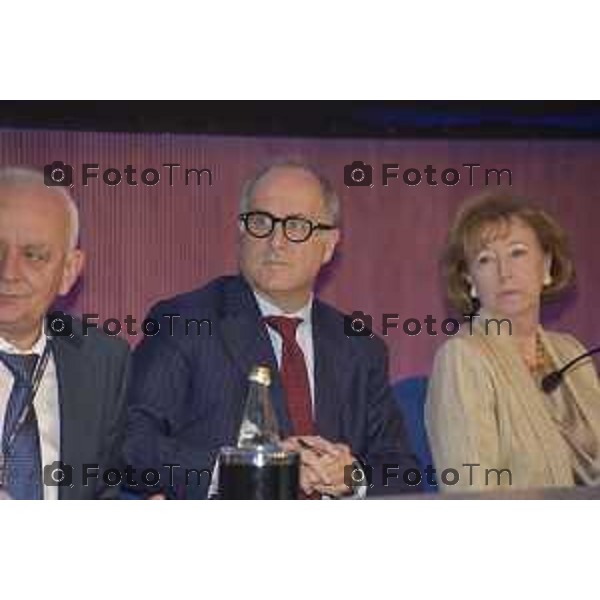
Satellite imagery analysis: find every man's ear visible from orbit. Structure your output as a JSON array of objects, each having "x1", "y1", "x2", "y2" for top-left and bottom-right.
[
  {"x1": 322, "y1": 229, "x2": 340, "y2": 265},
  {"x1": 59, "y1": 249, "x2": 85, "y2": 296}
]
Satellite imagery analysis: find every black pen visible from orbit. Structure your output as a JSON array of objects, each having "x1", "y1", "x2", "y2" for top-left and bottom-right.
[{"x1": 296, "y1": 437, "x2": 324, "y2": 457}]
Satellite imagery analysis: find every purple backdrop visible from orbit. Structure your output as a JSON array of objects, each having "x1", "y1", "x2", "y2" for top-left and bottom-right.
[{"x1": 1, "y1": 129, "x2": 599, "y2": 379}]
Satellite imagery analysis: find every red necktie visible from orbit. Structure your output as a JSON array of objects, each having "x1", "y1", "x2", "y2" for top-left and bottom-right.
[{"x1": 263, "y1": 316, "x2": 314, "y2": 435}]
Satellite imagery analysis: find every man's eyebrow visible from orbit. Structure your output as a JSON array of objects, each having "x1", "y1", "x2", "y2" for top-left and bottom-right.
[
  {"x1": 288, "y1": 212, "x2": 330, "y2": 221},
  {"x1": 22, "y1": 243, "x2": 52, "y2": 252},
  {"x1": 22, "y1": 241, "x2": 50, "y2": 247},
  {"x1": 254, "y1": 211, "x2": 313, "y2": 220}
]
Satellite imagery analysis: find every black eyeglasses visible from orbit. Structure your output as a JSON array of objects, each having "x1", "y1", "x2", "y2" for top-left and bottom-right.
[{"x1": 239, "y1": 211, "x2": 336, "y2": 243}]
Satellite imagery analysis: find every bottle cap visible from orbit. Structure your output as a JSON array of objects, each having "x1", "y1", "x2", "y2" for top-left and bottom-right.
[{"x1": 248, "y1": 365, "x2": 271, "y2": 387}]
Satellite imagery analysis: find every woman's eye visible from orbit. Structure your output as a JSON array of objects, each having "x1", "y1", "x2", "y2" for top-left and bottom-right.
[
  {"x1": 476, "y1": 253, "x2": 493, "y2": 265},
  {"x1": 511, "y1": 246, "x2": 527, "y2": 257}
]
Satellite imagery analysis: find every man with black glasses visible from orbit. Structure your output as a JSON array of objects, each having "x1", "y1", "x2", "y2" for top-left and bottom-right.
[{"x1": 126, "y1": 159, "x2": 419, "y2": 499}]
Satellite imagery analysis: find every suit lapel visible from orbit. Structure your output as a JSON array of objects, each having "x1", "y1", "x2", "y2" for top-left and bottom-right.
[
  {"x1": 312, "y1": 301, "x2": 345, "y2": 440},
  {"x1": 218, "y1": 277, "x2": 291, "y2": 435},
  {"x1": 52, "y1": 334, "x2": 93, "y2": 500}
]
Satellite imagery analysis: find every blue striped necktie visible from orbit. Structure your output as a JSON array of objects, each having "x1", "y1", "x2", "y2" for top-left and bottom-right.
[{"x1": 0, "y1": 352, "x2": 42, "y2": 500}]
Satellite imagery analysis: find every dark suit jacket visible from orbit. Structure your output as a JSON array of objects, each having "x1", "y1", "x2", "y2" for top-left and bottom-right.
[
  {"x1": 51, "y1": 317, "x2": 129, "y2": 499},
  {"x1": 125, "y1": 275, "x2": 421, "y2": 498}
]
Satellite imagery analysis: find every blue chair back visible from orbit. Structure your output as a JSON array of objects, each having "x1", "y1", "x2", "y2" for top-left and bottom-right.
[{"x1": 392, "y1": 376, "x2": 437, "y2": 492}]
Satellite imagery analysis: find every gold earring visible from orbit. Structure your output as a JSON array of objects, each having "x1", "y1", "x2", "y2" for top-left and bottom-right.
[
  {"x1": 544, "y1": 273, "x2": 552, "y2": 286},
  {"x1": 470, "y1": 284, "x2": 478, "y2": 299}
]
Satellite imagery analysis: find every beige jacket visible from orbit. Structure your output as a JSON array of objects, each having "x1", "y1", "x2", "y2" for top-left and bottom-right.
[{"x1": 425, "y1": 315, "x2": 600, "y2": 493}]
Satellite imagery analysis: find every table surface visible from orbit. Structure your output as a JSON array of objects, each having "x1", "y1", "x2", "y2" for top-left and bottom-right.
[
  {"x1": 372, "y1": 485, "x2": 600, "y2": 500},
  {"x1": 3, "y1": 483, "x2": 598, "y2": 500}
]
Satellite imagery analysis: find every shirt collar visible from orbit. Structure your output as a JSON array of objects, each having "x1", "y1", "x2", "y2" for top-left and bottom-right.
[
  {"x1": 253, "y1": 290, "x2": 313, "y2": 326},
  {"x1": 0, "y1": 327, "x2": 48, "y2": 355}
]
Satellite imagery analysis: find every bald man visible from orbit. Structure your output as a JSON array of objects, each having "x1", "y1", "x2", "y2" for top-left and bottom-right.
[
  {"x1": 0, "y1": 167, "x2": 129, "y2": 499},
  {"x1": 127, "y1": 160, "x2": 419, "y2": 499}
]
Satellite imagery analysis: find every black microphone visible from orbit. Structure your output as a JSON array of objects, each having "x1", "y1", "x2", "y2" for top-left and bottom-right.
[{"x1": 541, "y1": 345, "x2": 600, "y2": 394}]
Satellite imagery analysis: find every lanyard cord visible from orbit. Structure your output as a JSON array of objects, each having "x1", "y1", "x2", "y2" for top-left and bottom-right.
[{"x1": 1, "y1": 342, "x2": 52, "y2": 456}]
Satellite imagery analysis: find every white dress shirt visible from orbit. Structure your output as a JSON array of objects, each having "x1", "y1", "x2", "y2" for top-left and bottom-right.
[
  {"x1": 256, "y1": 291, "x2": 366, "y2": 499},
  {"x1": 254, "y1": 290, "x2": 316, "y2": 409},
  {"x1": 0, "y1": 330, "x2": 60, "y2": 500},
  {"x1": 210, "y1": 290, "x2": 364, "y2": 499}
]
